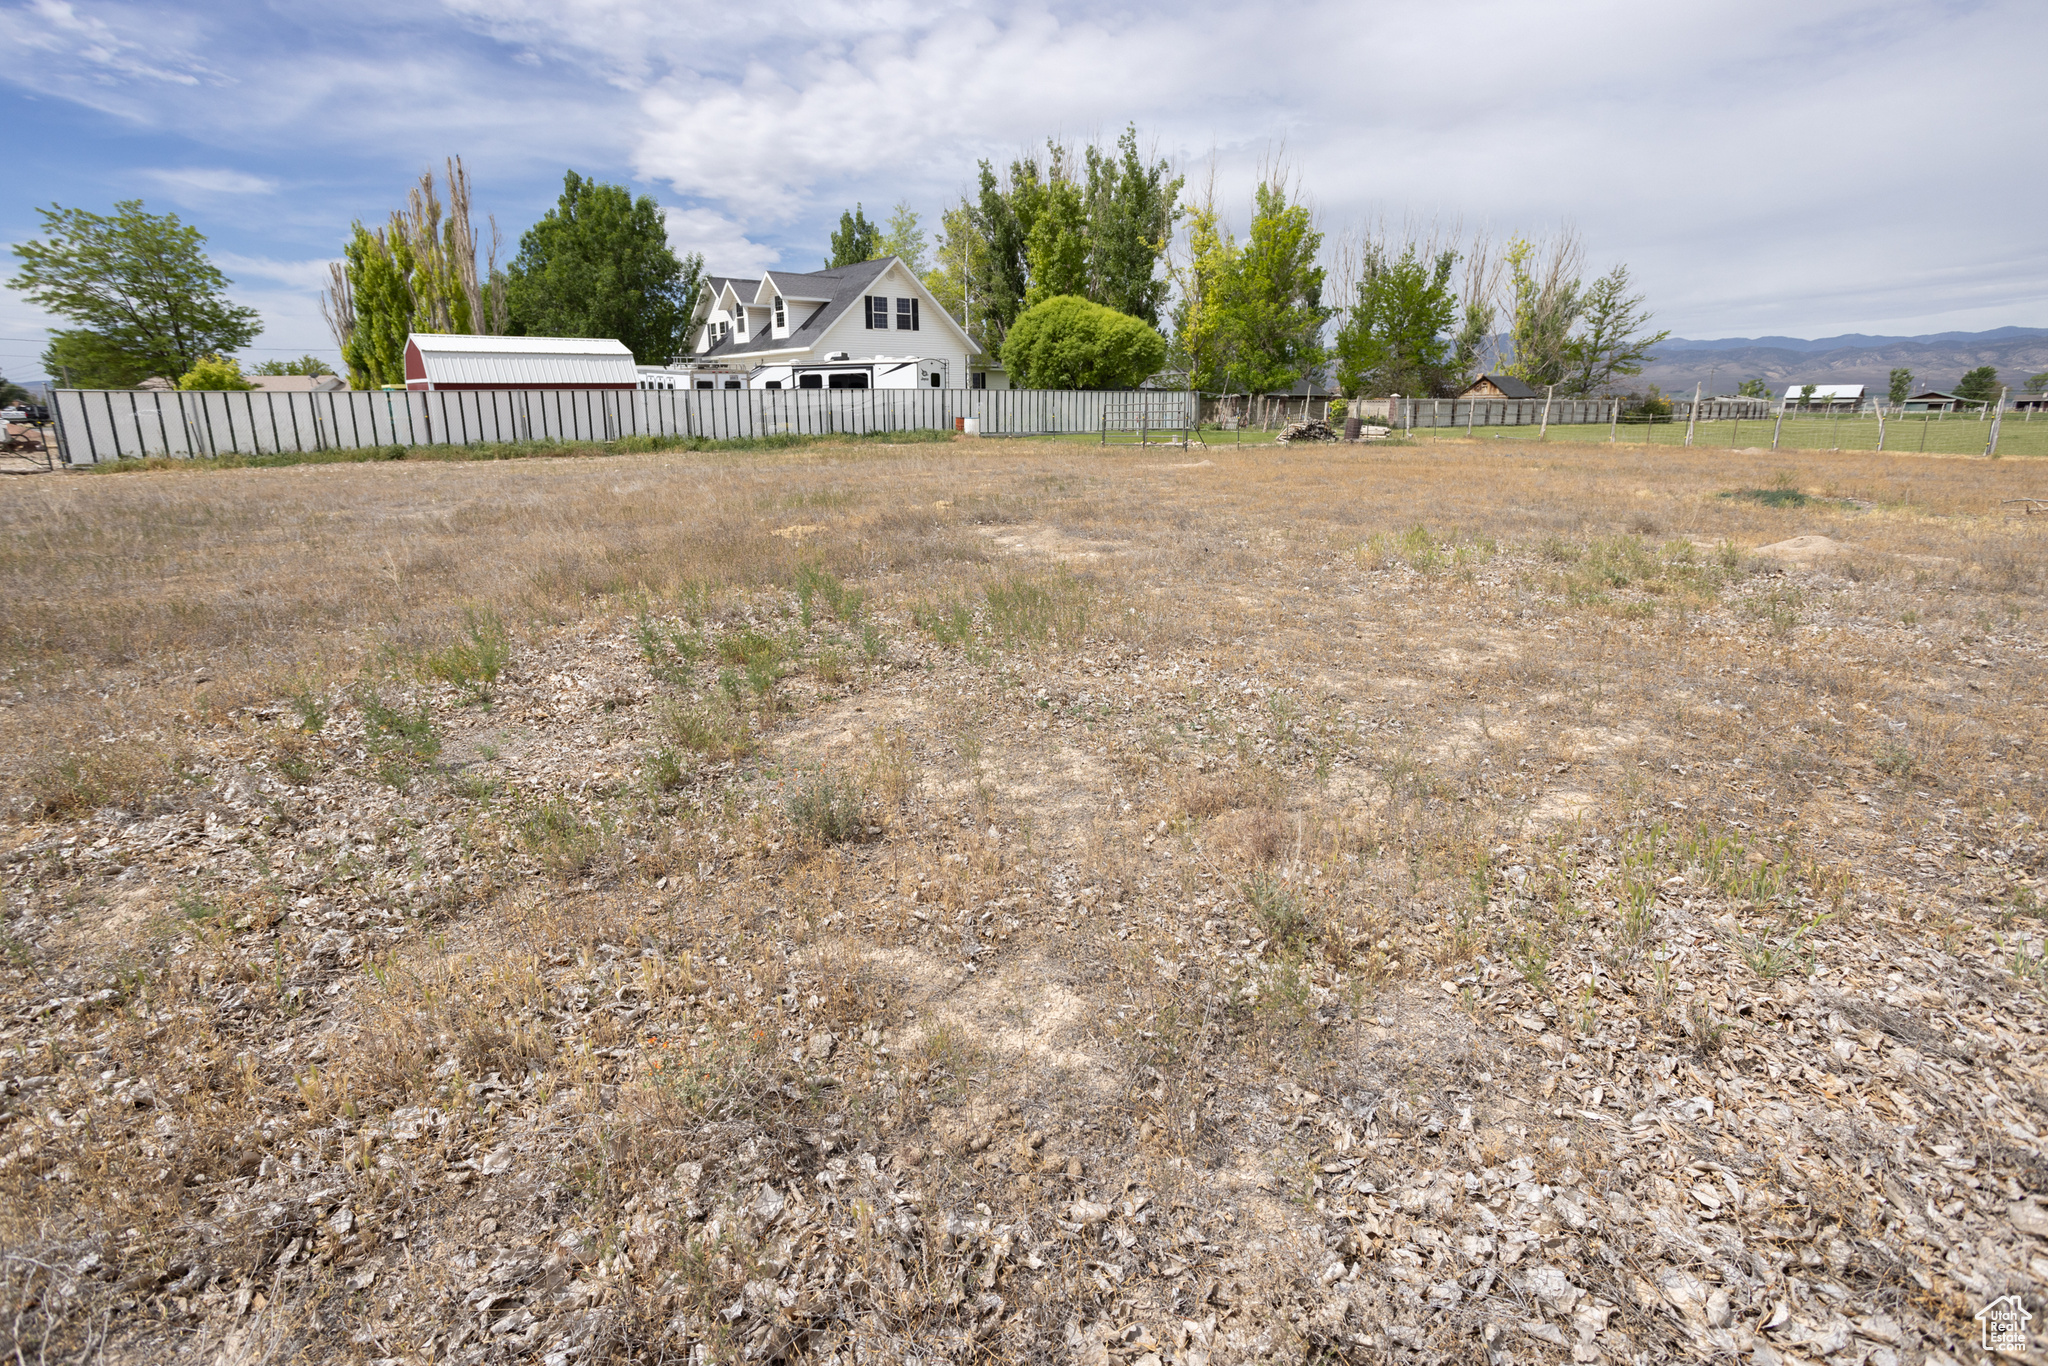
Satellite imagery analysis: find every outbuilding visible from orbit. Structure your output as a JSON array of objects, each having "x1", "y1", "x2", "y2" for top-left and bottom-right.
[
  {"x1": 1458, "y1": 374, "x2": 1540, "y2": 399},
  {"x1": 1902, "y1": 390, "x2": 1963, "y2": 412},
  {"x1": 403, "y1": 334, "x2": 637, "y2": 391}
]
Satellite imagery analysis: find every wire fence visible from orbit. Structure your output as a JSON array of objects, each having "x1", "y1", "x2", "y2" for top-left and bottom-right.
[
  {"x1": 48, "y1": 386, "x2": 1200, "y2": 466},
  {"x1": 1363, "y1": 396, "x2": 2035, "y2": 456}
]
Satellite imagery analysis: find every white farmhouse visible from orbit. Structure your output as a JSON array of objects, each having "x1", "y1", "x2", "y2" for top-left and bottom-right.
[{"x1": 646, "y1": 258, "x2": 1000, "y2": 391}]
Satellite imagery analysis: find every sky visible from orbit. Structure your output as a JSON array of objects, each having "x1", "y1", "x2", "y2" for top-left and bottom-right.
[{"x1": 1, "y1": 0, "x2": 2042, "y2": 382}]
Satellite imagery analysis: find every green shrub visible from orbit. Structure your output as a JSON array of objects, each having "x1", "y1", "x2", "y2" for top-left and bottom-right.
[
  {"x1": 634, "y1": 613, "x2": 702, "y2": 685},
  {"x1": 1000, "y1": 295, "x2": 1168, "y2": 389},
  {"x1": 983, "y1": 569, "x2": 1089, "y2": 650},
  {"x1": 660, "y1": 698, "x2": 752, "y2": 760},
  {"x1": 785, "y1": 767, "x2": 868, "y2": 844},
  {"x1": 356, "y1": 689, "x2": 439, "y2": 788},
  {"x1": 422, "y1": 606, "x2": 511, "y2": 703}
]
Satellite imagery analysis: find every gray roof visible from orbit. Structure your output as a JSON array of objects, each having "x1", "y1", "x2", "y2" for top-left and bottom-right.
[
  {"x1": 698, "y1": 260, "x2": 895, "y2": 359},
  {"x1": 1466, "y1": 373, "x2": 1539, "y2": 399}
]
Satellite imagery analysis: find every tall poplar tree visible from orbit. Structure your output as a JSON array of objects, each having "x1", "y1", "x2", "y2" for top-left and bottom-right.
[{"x1": 324, "y1": 157, "x2": 505, "y2": 389}]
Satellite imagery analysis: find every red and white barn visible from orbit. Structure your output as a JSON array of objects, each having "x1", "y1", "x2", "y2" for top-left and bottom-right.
[{"x1": 403, "y1": 334, "x2": 637, "y2": 392}]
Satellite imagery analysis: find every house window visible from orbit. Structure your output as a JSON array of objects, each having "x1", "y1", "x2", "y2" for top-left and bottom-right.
[
  {"x1": 971, "y1": 372, "x2": 987, "y2": 390},
  {"x1": 865, "y1": 295, "x2": 890, "y2": 329},
  {"x1": 773, "y1": 296, "x2": 785, "y2": 329},
  {"x1": 897, "y1": 297, "x2": 918, "y2": 331},
  {"x1": 735, "y1": 311, "x2": 747, "y2": 340},
  {"x1": 798, "y1": 373, "x2": 823, "y2": 389}
]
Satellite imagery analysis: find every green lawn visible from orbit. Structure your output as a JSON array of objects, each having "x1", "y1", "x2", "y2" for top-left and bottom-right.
[{"x1": 1397, "y1": 412, "x2": 2045, "y2": 457}]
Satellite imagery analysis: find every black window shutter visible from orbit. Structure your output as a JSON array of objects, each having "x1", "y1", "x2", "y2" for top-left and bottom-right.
[{"x1": 910, "y1": 298, "x2": 920, "y2": 331}]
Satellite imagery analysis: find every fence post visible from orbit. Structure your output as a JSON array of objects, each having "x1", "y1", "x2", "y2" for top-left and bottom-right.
[
  {"x1": 1986, "y1": 387, "x2": 2008, "y2": 456},
  {"x1": 1683, "y1": 382, "x2": 1701, "y2": 447},
  {"x1": 1771, "y1": 406, "x2": 1783, "y2": 451},
  {"x1": 1538, "y1": 386, "x2": 1553, "y2": 439},
  {"x1": 1609, "y1": 398, "x2": 1618, "y2": 443},
  {"x1": 1875, "y1": 398, "x2": 1886, "y2": 452}
]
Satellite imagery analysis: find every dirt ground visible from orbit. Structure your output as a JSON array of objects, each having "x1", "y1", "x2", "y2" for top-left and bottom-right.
[{"x1": 1, "y1": 436, "x2": 2045, "y2": 1364}]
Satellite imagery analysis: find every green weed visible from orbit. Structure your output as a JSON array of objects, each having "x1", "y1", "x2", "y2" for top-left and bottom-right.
[
  {"x1": 785, "y1": 766, "x2": 868, "y2": 844},
  {"x1": 421, "y1": 606, "x2": 511, "y2": 704}
]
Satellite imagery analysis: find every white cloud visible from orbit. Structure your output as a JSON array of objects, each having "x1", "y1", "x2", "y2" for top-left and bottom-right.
[
  {"x1": 212, "y1": 253, "x2": 337, "y2": 292},
  {"x1": 662, "y1": 208, "x2": 780, "y2": 278},
  {"x1": 0, "y1": 0, "x2": 2042, "y2": 339},
  {"x1": 142, "y1": 168, "x2": 280, "y2": 202}
]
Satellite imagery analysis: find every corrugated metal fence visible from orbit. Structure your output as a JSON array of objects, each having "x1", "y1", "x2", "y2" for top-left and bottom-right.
[
  {"x1": 1386, "y1": 397, "x2": 1772, "y2": 428},
  {"x1": 50, "y1": 386, "x2": 1198, "y2": 466}
]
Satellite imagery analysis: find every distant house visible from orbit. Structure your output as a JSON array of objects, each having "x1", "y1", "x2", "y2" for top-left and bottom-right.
[
  {"x1": 1902, "y1": 389, "x2": 1963, "y2": 412},
  {"x1": 403, "y1": 335, "x2": 637, "y2": 392},
  {"x1": 1460, "y1": 374, "x2": 1540, "y2": 400},
  {"x1": 659, "y1": 257, "x2": 991, "y2": 390},
  {"x1": 1782, "y1": 384, "x2": 1865, "y2": 411},
  {"x1": 2011, "y1": 391, "x2": 2048, "y2": 413}
]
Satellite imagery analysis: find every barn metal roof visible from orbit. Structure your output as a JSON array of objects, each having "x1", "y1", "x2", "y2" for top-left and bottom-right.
[
  {"x1": 1781, "y1": 383, "x2": 1864, "y2": 399},
  {"x1": 406, "y1": 334, "x2": 636, "y2": 387}
]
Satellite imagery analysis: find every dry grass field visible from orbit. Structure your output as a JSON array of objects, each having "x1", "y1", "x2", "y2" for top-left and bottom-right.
[{"x1": 1, "y1": 436, "x2": 2044, "y2": 1365}]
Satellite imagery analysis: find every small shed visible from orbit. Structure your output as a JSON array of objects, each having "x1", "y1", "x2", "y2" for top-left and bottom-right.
[
  {"x1": 404, "y1": 334, "x2": 637, "y2": 391},
  {"x1": 1459, "y1": 374, "x2": 1540, "y2": 399},
  {"x1": 1902, "y1": 390, "x2": 1963, "y2": 412},
  {"x1": 2011, "y1": 391, "x2": 2048, "y2": 413}
]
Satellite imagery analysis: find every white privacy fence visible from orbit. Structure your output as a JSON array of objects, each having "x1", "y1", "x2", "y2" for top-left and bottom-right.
[{"x1": 50, "y1": 386, "x2": 1199, "y2": 466}]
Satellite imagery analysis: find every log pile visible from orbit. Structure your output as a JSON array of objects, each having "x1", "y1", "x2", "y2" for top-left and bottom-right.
[{"x1": 1275, "y1": 419, "x2": 1339, "y2": 443}]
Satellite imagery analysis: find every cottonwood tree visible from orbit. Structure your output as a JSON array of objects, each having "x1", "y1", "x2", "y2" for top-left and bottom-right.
[
  {"x1": 1172, "y1": 171, "x2": 1330, "y2": 396},
  {"x1": 1888, "y1": 368, "x2": 1914, "y2": 406},
  {"x1": 324, "y1": 157, "x2": 505, "y2": 389},
  {"x1": 924, "y1": 127, "x2": 1180, "y2": 355},
  {"x1": 1500, "y1": 234, "x2": 1583, "y2": 388},
  {"x1": 1738, "y1": 377, "x2": 1770, "y2": 398},
  {"x1": 2026, "y1": 371, "x2": 2048, "y2": 394},
  {"x1": 506, "y1": 171, "x2": 701, "y2": 365},
  {"x1": 1559, "y1": 265, "x2": 1667, "y2": 395},
  {"x1": 1331, "y1": 240, "x2": 1459, "y2": 397},
  {"x1": 876, "y1": 202, "x2": 927, "y2": 275},
  {"x1": 826, "y1": 206, "x2": 880, "y2": 269},
  {"x1": 10, "y1": 200, "x2": 259, "y2": 387}
]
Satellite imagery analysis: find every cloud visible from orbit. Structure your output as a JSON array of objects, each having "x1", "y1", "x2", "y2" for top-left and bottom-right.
[
  {"x1": 0, "y1": 0, "x2": 2041, "y2": 341},
  {"x1": 662, "y1": 208, "x2": 780, "y2": 278},
  {"x1": 142, "y1": 168, "x2": 280, "y2": 203},
  {"x1": 212, "y1": 253, "x2": 337, "y2": 292}
]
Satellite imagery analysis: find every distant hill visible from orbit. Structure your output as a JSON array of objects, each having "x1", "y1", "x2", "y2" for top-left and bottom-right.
[{"x1": 1639, "y1": 327, "x2": 2048, "y2": 396}]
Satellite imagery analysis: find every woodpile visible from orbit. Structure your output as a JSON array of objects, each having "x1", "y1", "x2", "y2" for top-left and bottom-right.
[{"x1": 1275, "y1": 419, "x2": 1339, "y2": 443}]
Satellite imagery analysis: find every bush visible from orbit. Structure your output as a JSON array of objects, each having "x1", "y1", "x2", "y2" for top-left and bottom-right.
[
  {"x1": 786, "y1": 767, "x2": 868, "y2": 845},
  {"x1": 1000, "y1": 295, "x2": 1167, "y2": 390},
  {"x1": 422, "y1": 606, "x2": 511, "y2": 703},
  {"x1": 178, "y1": 354, "x2": 256, "y2": 391}
]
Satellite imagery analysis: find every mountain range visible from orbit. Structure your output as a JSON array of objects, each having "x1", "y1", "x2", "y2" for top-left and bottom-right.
[{"x1": 1636, "y1": 327, "x2": 2048, "y2": 396}]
